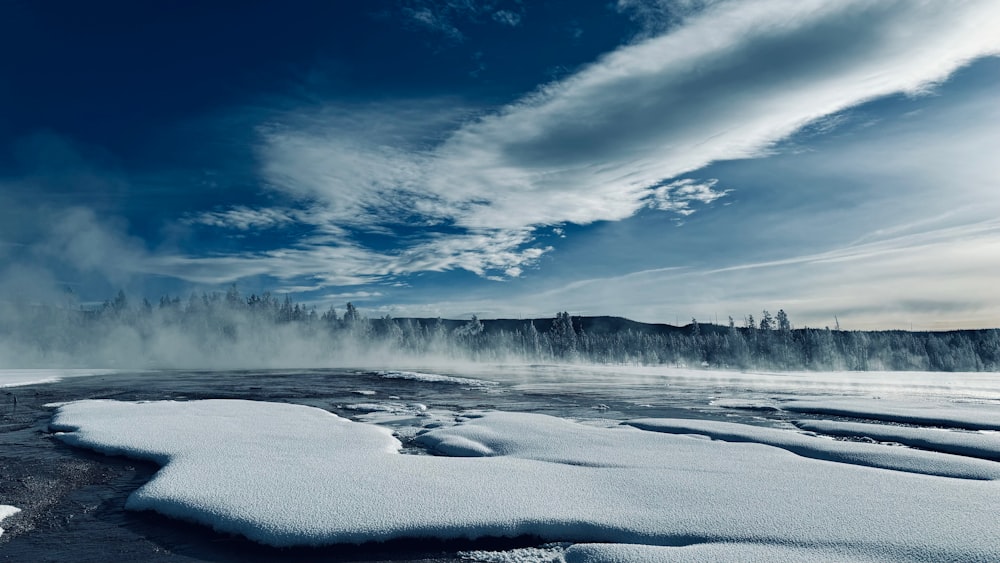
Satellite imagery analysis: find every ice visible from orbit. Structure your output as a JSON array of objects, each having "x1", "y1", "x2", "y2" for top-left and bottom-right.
[
  {"x1": 0, "y1": 505, "x2": 20, "y2": 538},
  {"x1": 794, "y1": 419, "x2": 1000, "y2": 462},
  {"x1": 782, "y1": 398, "x2": 1000, "y2": 430},
  {"x1": 376, "y1": 370, "x2": 498, "y2": 386},
  {"x1": 0, "y1": 368, "x2": 121, "y2": 388},
  {"x1": 51, "y1": 400, "x2": 1000, "y2": 560},
  {"x1": 340, "y1": 401, "x2": 453, "y2": 431},
  {"x1": 626, "y1": 418, "x2": 1000, "y2": 480}
]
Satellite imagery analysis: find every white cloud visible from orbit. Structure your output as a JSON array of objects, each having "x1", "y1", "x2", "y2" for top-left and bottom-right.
[
  {"x1": 647, "y1": 179, "x2": 729, "y2": 216},
  {"x1": 372, "y1": 62, "x2": 1000, "y2": 330},
  {"x1": 196, "y1": 0, "x2": 1000, "y2": 292},
  {"x1": 322, "y1": 291, "x2": 383, "y2": 301},
  {"x1": 189, "y1": 206, "x2": 296, "y2": 231}
]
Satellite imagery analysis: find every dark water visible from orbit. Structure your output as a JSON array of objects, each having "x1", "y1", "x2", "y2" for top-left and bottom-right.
[{"x1": 2, "y1": 367, "x2": 993, "y2": 562}]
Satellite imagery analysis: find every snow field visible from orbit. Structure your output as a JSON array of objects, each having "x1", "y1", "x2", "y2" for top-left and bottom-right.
[{"x1": 50, "y1": 399, "x2": 1000, "y2": 561}]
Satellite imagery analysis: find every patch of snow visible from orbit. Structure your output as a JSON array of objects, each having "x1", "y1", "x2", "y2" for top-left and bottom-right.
[
  {"x1": 51, "y1": 400, "x2": 1000, "y2": 560},
  {"x1": 794, "y1": 419, "x2": 1000, "y2": 462},
  {"x1": 460, "y1": 543, "x2": 568, "y2": 562},
  {"x1": 0, "y1": 505, "x2": 21, "y2": 538},
  {"x1": 376, "y1": 370, "x2": 498, "y2": 387},
  {"x1": 626, "y1": 418, "x2": 1000, "y2": 480},
  {"x1": 0, "y1": 369, "x2": 122, "y2": 388},
  {"x1": 561, "y1": 542, "x2": 887, "y2": 563},
  {"x1": 351, "y1": 390, "x2": 377, "y2": 396},
  {"x1": 782, "y1": 398, "x2": 1000, "y2": 430}
]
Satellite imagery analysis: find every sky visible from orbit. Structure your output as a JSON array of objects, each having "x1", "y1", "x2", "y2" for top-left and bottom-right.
[{"x1": 1, "y1": 0, "x2": 999, "y2": 330}]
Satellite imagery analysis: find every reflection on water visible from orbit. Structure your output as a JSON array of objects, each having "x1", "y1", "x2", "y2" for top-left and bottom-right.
[{"x1": 1, "y1": 366, "x2": 997, "y2": 562}]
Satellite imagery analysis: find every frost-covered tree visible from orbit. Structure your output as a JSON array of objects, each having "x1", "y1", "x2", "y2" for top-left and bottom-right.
[
  {"x1": 759, "y1": 310, "x2": 774, "y2": 331},
  {"x1": 549, "y1": 312, "x2": 578, "y2": 359},
  {"x1": 343, "y1": 302, "x2": 361, "y2": 325},
  {"x1": 777, "y1": 309, "x2": 791, "y2": 332}
]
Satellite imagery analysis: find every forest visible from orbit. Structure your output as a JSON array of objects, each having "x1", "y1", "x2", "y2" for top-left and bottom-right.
[{"x1": 1, "y1": 287, "x2": 998, "y2": 371}]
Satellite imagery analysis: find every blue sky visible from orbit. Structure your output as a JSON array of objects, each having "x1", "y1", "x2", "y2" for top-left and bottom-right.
[{"x1": 2, "y1": 0, "x2": 999, "y2": 329}]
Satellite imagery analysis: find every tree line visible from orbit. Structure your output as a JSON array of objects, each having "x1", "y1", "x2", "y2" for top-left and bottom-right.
[{"x1": 1, "y1": 287, "x2": 998, "y2": 371}]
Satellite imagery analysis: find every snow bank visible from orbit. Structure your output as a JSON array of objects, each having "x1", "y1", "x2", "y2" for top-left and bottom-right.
[
  {"x1": 51, "y1": 400, "x2": 1000, "y2": 561},
  {"x1": 782, "y1": 398, "x2": 1000, "y2": 430},
  {"x1": 0, "y1": 368, "x2": 121, "y2": 388},
  {"x1": 626, "y1": 418, "x2": 1000, "y2": 480},
  {"x1": 0, "y1": 505, "x2": 20, "y2": 538},
  {"x1": 561, "y1": 542, "x2": 887, "y2": 563},
  {"x1": 376, "y1": 370, "x2": 498, "y2": 386},
  {"x1": 794, "y1": 419, "x2": 1000, "y2": 462}
]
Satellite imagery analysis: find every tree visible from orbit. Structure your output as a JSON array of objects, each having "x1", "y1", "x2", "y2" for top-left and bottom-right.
[
  {"x1": 321, "y1": 306, "x2": 338, "y2": 323},
  {"x1": 344, "y1": 302, "x2": 361, "y2": 324},
  {"x1": 225, "y1": 284, "x2": 243, "y2": 309},
  {"x1": 776, "y1": 309, "x2": 791, "y2": 332},
  {"x1": 110, "y1": 290, "x2": 128, "y2": 315},
  {"x1": 549, "y1": 312, "x2": 578, "y2": 359},
  {"x1": 454, "y1": 315, "x2": 484, "y2": 339},
  {"x1": 759, "y1": 310, "x2": 774, "y2": 331}
]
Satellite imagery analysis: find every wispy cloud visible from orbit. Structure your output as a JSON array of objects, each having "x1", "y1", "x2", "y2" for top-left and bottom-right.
[
  {"x1": 188, "y1": 206, "x2": 297, "y2": 231},
  {"x1": 400, "y1": 1, "x2": 526, "y2": 41},
  {"x1": 184, "y1": 0, "x2": 1000, "y2": 291},
  {"x1": 322, "y1": 291, "x2": 383, "y2": 301},
  {"x1": 614, "y1": 0, "x2": 721, "y2": 37},
  {"x1": 491, "y1": 10, "x2": 521, "y2": 27}
]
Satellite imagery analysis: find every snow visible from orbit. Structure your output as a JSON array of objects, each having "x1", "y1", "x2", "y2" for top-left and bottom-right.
[
  {"x1": 793, "y1": 419, "x2": 1000, "y2": 462},
  {"x1": 0, "y1": 505, "x2": 20, "y2": 538},
  {"x1": 461, "y1": 543, "x2": 569, "y2": 562},
  {"x1": 561, "y1": 542, "x2": 889, "y2": 563},
  {"x1": 625, "y1": 418, "x2": 1000, "y2": 480},
  {"x1": 782, "y1": 397, "x2": 1000, "y2": 430},
  {"x1": 376, "y1": 370, "x2": 498, "y2": 386},
  {"x1": 0, "y1": 368, "x2": 121, "y2": 388},
  {"x1": 51, "y1": 399, "x2": 1000, "y2": 560}
]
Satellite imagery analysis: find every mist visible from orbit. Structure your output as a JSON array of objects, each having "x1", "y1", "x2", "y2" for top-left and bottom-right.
[{"x1": 1, "y1": 286, "x2": 998, "y2": 372}]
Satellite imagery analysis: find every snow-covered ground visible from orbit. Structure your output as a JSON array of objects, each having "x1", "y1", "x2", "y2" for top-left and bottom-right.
[
  {"x1": 50, "y1": 386, "x2": 1000, "y2": 561},
  {"x1": 0, "y1": 505, "x2": 20, "y2": 538},
  {"x1": 0, "y1": 369, "x2": 122, "y2": 388}
]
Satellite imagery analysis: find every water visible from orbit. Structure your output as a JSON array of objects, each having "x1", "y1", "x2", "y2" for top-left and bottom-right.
[{"x1": 1, "y1": 366, "x2": 997, "y2": 561}]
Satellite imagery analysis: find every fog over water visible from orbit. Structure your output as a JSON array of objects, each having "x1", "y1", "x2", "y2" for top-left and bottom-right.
[{"x1": 3, "y1": 288, "x2": 999, "y2": 372}]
